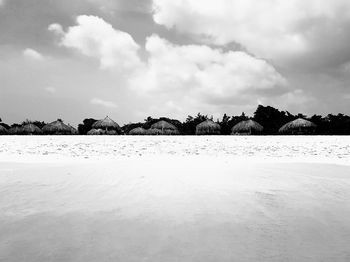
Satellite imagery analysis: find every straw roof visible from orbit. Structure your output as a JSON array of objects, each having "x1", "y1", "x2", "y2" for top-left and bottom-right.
[
  {"x1": 146, "y1": 128, "x2": 163, "y2": 135},
  {"x1": 279, "y1": 118, "x2": 316, "y2": 134},
  {"x1": 22, "y1": 123, "x2": 42, "y2": 135},
  {"x1": 106, "y1": 130, "x2": 118, "y2": 135},
  {"x1": 196, "y1": 120, "x2": 221, "y2": 135},
  {"x1": 151, "y1": 120, "x2": 176, "y2": 130},
  {"x1": 42, "y1": 120, "x2": 72, "y2": 135},
  {"x1": 8, "y1": 126, "x2": 23, "y2": 135},
  {"x1": 92, "y1": 116, "x2": 121, "y2": 133},
  {"x1": 87, "y1": 128, "x2": 105, "y2": 135},
  {"x1": 129, "y1": 127, "x2": 147, "y2": 135},
  {"x1": 231, "y1": 120, "x2": 263, "y2": 135},
  {"x1": 0, "y1": 125, "x2": 8, "y2": 135},
  {"x1": 68, "y1": 124, "x2": 79, "y2": 135},
  {"x1": 150, "y1": 120, "x2": 180, "y2": 135}
]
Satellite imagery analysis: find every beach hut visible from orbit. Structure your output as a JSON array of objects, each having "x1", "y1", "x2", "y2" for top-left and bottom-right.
[
  {"x1": 279, "y1": 118, "x2": 317, "y2": 135},
  {"x1": 146, "y1": 128, "x2": 163, "y2": 135},
  {"x1": 195, "y1": 120, "x2": 221, "y2": 135},
  {"x1": 42, "y1": 119, "x2": 73, "y2": 135},
  {"x1": 22, "y1": 123, "x2": 42, "y2": 135},
  {"x1": 150, "y1": 120, "x2": 180, "y2": 135},
  {"x1": 128, "y1": 127, "x2": 147, "y2": 135},
  {"x1": 8, "y1": 126, "x2": 23, "y2": 135},
  {"x1": 68, "y1": 124, "x2": 79, "y2": 135},
  {"x1": 0, "y1": 125, "x2": 8, "y2": 135},
  {"x1": 87, "y1": 128, "x2": 105, "y2": 135},
  {"x1": 231, "y1": 120, "x2": 264, "y2": 135},
  {"x1": 92, "y1": 116, "x2": 122, "y2": 134}
]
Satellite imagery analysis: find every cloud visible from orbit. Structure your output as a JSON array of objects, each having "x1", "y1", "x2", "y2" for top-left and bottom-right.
[
  {"x1": 23, "y1": 48, "x2": 44, "y2": 61},
  {"x1": 48, "y1": 23, "x2": 64, "y2": 35},
  {"x1": 52, "y1": 15, "x2": 288, "y2": 118},
  {"x1": 45, "y1": 86, "x2": 56, "y2": 94},
  {"x1": 130, "y1": 35, "x2": 287, "y2": 104},
  {"x1": 91, "y1": 98, "x2": 118, "y2": 108},
  {"x1": 49, "y1": 15, "x2": 142, "y2": 70},
  {"x1": 152, "y1": 0, "x2": 350, "y2": 69}
]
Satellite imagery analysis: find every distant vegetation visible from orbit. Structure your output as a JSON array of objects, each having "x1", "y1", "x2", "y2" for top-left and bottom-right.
[{"x1": 1, "y1": 105, "x2": 350, "y2": 135}]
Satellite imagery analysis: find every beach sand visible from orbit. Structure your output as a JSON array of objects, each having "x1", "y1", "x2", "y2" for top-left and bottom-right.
[{"x1": 1, "y1": 154, "x2": 350, "y2": 262}]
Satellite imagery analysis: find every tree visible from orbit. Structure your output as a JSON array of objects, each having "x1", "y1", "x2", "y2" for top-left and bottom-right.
[
  {"x1": 182, "y1": 113, "x2": 209, "y2": 135},
  {"x1": 78, "y1": 118, "x2": 98, "y2": 135},
  {"x1": 253, "y1": 105, "x2": 295, "y2": 134}
]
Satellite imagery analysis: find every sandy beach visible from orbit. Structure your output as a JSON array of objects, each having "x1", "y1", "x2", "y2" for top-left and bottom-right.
[{"x1": 1, "y1": 137, "x2": 350, "y2": 261}]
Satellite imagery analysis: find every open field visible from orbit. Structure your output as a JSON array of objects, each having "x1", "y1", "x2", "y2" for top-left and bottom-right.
[{"x1": 1, "y1": 136, "x2": 350, "y2": 261}]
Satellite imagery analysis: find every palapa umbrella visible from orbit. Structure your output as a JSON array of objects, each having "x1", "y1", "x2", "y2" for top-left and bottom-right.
[
  {"x1": 231, "y1": 120, "x2": 263, "y2": 135},
  {"x1": 195, "y1": 120, "x2": 221, "y2": 135},
  {"x1": 92, "y1": 116, "x2": 121, "y2": 134},
  {"x1": 22, "y1": 123, "x2": 43, "y2": 135},
  {"x1": 68, "y1": 124, "x2": 79, "y2": 135},
  {"x1": 128, "y1": 127, "x2": 147, "y2": 135},
  {"x1": 279, "y1": 118, "x2": 316, "y2": 135},
  {"x1": 150, "y1": 120, "x2": 180, "y2": 135},
  {"x1": 8, "y1": 126, "x2": 23, "y2": 135},
  {"x1": 87, "y1": 128, "x2": 105, "y2": 135},
  {"x1": 146, "y1": 128, "x2": 163, "y2": 135},
  {"x1": 0, "y1": 125, "x2": 8, "y2": 135},
  {"x1": 42, "y1": 119, "x2": 72, "y2": 135}
]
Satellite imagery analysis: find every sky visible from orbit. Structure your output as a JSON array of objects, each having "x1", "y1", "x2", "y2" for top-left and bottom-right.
[{"x1": 1, "y1": 0, "x2": 350, "y2": 126}]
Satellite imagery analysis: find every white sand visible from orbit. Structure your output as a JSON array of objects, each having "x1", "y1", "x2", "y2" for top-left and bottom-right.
[{"x1": 1, "y1": 136, "x2": 350, "y2": 261}]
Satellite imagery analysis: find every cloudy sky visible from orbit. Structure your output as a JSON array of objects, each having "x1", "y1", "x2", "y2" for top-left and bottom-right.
[{"x1": 1, "y1": 0, "x2": 350, "y2": 125}]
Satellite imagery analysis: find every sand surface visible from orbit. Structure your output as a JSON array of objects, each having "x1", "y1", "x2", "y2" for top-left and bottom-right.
[{"x1": 1, "y1": 137, "x2": 350, "y2": 261}]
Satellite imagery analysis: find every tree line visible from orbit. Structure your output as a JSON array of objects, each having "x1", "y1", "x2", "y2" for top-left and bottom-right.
[{"x1": 1, "y1": 105, "x2": 350, "y2": 135}]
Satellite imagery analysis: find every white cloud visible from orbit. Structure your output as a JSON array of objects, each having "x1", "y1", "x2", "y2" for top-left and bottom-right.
[
  {"x1": 23, "y1": 48, "x2": 44, "y2": 61},
  {"x1": 152, "y1": 0, "x2": 350, "y2": 67},
  {"x1": 130, "y1": 35, "x2": 287, "y2": 104},
  {"x1": 48, "y1": 23, "x2": 64, "y2": 35},
  {"x1": 53, "y1": 16, "x2": 289, "y2": 117},
  {"x1": 49, "y1": 15, "x2": 142, "y2": 70},
  {"x1": 45, "y1": 86, "x2": 56, "y2": 94},
  {"x1": 91, "y1": 98, "x2": 118, "y2": 108}
]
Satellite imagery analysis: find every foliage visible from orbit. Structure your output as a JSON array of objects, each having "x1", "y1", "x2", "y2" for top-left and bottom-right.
[{"x1": 78, "y1": 118, "x2": 98, "y2": 135}]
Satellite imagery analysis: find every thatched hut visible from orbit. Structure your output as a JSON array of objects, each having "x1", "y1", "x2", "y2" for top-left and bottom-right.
[
  {"x1": 0, "y1": 125, "x2": 8, "y2": 135},
  {"x1": 68, "y1": 124, "x2": 79, "y2": 135},
  {"x1": 150, "y1": 120, "x2": 180, "y2": 135},
  {"x1": 128, "y1": 127, "x2": 147, "y2": 135},
  {"x1": 196, "y1": 120, "x2": 221, "y2": 135},
  {"x1": 146, "y1": 128, "x2": 163, "y2": 135},
  {"x1": 42, "y1": 119, "x2": 73, "y2": 135},
  {"x1": 8, "y1": 126, "x2": 23, "y2": 135},
  {"x1": 279, "y1": 118, "x2": 317, "y2": 135},
  {"x1": 22, "y1": 123, "x2": 43, "y2": 135},
  {"x1": 231, "y1": 120, "x2": 263, "y2": 135},
  {"x1": 87, "y1": 128, "x2": 105, "y2": 135},
  {"x1": 92, "y1": 116, "x2": 122, "y2": 134}
]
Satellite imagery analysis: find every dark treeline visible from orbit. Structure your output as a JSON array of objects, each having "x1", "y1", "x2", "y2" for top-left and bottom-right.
[{"x1": 1, "y1": 105, "x2": 350, "y2": 135}]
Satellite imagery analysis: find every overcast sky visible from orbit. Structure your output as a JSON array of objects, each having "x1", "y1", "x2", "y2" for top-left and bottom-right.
[{"x1": 1, "y1": 0, "x2": 350, "y2": 125}]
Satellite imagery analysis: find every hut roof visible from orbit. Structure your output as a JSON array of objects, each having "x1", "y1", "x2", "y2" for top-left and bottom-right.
[
  {"x1": 196, "y1": 120, "x2": 221, "y2": 135},
  {"x1": 42, "y1": 119, "x2": 72, "y2": 135},
  {"x1": 146, "y1": 128, "x2": 164, "y2": 135},
  {"x1": 68, "y1": 124, "x2": 78, "y2": 135},
  {"x1": 151, "y1": 120, "x2": 178, "y2": 131},
  {"x1": 92, "y1": 116, "x2": 121, "y2": 132},
  {"x1": 0, "y1": 125, "x2": 8, "y2": 135},
  {"x1": 129, "y1": 127, "x2": 147, "y2": 135},
  {"x1": 8, "y1": 126, "x2": 23, "y2": 135},
  {"x1": 22, "y1": 123, "x2": 42, "y2": 135},
  {"x1": 279, "y1": 118, "x2": 316, "y2": 134},
  {"x1": 87, "y1": 128, "x2": 104, "y2": 135},
  {"x1": 231, "y1": 120, "x2": 263, "y2": 134}
]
